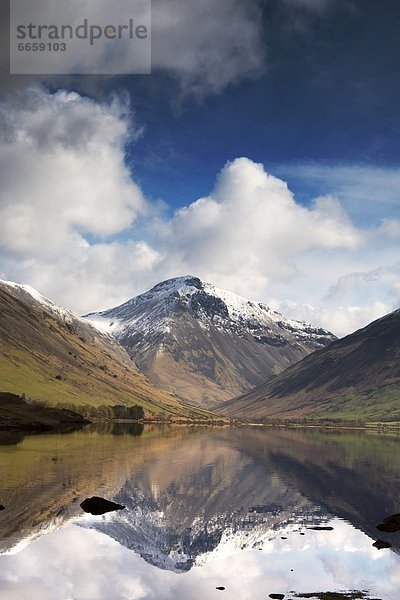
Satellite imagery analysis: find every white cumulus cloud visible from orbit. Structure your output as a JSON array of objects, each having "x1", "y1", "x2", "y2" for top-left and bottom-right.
[
  {"x1": 0, "y1": 86, "x2": 145, "y2": 257},
  {"x1": 0, "y1": 87, "x2": 399, "y2": 336},
  {"x1": 0, "y1": 86, "x2": 159, "y2": 311},
  {"x1": 153, "y1": 158, "x2": 364, "y2": 301}
]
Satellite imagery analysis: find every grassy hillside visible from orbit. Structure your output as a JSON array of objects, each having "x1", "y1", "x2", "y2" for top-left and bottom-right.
[
  {"x1": 0, "y1": 287, "x2": 216, "y2": 421},
  {"x1": 217, "y1": 309, "x2": 400, "y2": 423}
]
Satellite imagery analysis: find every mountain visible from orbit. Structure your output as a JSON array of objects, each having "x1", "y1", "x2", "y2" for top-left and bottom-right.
[
  {"x1": 84, "y1": 276, "x2": 335, "y2": 407},
  {"x1": 217, "y1": 308, "x2": 400, "y2": 422},
  {"x1": 0, "y1": 280, "x2": 216, "y2": 421}
]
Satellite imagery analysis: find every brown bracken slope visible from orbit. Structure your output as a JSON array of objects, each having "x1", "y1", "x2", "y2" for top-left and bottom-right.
[{"x1": 0, "y1": 285, "x2": 214, "y2": 420}]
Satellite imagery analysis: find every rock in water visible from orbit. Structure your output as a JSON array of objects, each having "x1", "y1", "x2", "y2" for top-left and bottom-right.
[
  {"x1": 80, "y1": 496, "x2": 125, "y2": 515},
  {"x1": 0, "y1": 505, "x2": 5, "y2": 511},
  {"x1": 376, "y1": 513, "x2": 400, "y2": 533},
  {"x1": 269, "y1": 595, "x2": 285, "y2": 599},
  {"x1": 373, "y1": 539, "x2": 392, "y2": 550}
]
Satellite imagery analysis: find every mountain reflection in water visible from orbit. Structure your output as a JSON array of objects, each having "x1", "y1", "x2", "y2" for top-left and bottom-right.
[{"x1": 0, "y1": 426, "x2": 398, "y2": 599}]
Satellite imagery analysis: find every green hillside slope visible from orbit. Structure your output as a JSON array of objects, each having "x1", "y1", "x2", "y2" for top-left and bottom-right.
[{"x1": 0, "y1": 286, "x2": 215, "y2": 421}]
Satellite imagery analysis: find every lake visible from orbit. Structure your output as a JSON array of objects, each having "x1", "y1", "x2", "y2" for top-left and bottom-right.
[{"x1": 0, "y1": 425, "x2": 399, "y2": 600}]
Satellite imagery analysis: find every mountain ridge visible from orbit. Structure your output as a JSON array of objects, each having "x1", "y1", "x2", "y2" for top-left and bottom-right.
[
  {"x1": 0, "y1": 280, "x2": 216, "y2": 421},
  {"x1": 217, "y1": 306, "x2": 400, "y2": 422}
]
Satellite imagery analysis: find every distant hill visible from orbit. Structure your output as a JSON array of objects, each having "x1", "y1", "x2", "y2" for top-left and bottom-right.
[
  {"x1": 217, "y1": 308, "x2": 400, "y2": 422},
  {"x1": 0, "y1": 281, "x2": 215, "y2": 421},
  {"x1": 85, "y1": 276, "x2": 335, "y2": 407}
]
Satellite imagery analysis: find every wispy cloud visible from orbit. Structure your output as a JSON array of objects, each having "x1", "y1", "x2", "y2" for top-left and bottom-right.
[{"x1": 273, "y1": 162, "x2": 400, "y2": 225}]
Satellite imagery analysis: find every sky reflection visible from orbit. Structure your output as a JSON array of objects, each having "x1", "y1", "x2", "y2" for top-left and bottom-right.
[{"x1": 0, "y1": 517, "x2": 397, "y2": 600}]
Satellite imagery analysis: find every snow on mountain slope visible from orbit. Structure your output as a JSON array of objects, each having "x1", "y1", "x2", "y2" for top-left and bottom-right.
[
  {"x1": 1, "y1": 280, "x2": 90, "y2": 329},
  {"x1": 0, "y1": 279, "x2": 219, "y2": 419},
  {"x1": 85, "y1": 276, "x2": 333, "y2": 347},
  {"x1": 85, "y1": 276, "x2": 335, "y2": 407},
  {"x1": 1, "y1": 277, "x2": 142, "y2": 380},
  {"x1": 0, "y1": 278, "x2": 127, "y2": 359}
]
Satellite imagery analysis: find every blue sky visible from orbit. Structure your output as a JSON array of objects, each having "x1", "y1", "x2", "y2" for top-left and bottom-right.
[
  {"x1": 0, "y1": 0, "x2": 399, "y2": 335},
  {"x1": 119, "y1": 0, "x2": 400, "y2": 210}
]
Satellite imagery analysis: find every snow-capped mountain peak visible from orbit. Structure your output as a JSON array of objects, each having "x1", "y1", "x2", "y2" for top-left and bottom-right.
[
  {"x1": 84, "y1": 276, "x2": 335, "y2": 408},
  {"x1": 86, "y1": 275, "x2": 333, "y2": 346}
]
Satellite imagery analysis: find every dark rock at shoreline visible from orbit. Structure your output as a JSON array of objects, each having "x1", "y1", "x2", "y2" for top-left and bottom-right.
[
  {"x1": 80, "y1": 496, "x2": 125, "y2": 515},
  {"x1": 293, "y1": 592, "x2": 373, "y2": 599},
  {"x1": 376, "y1": 513, "x2": 400, "y2": 533},
  {"x1": 373, "y1": 539, "x2": 392, "y2": 550}
]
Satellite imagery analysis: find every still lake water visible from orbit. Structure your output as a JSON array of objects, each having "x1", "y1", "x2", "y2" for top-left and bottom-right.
[{"x1": 0, "y1": 425, "x2": 399, "y2": 600}]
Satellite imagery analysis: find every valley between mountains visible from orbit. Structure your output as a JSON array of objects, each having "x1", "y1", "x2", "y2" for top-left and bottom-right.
[{"x1": 0, "y1": 275, "x2": 399, "y2": 425}]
